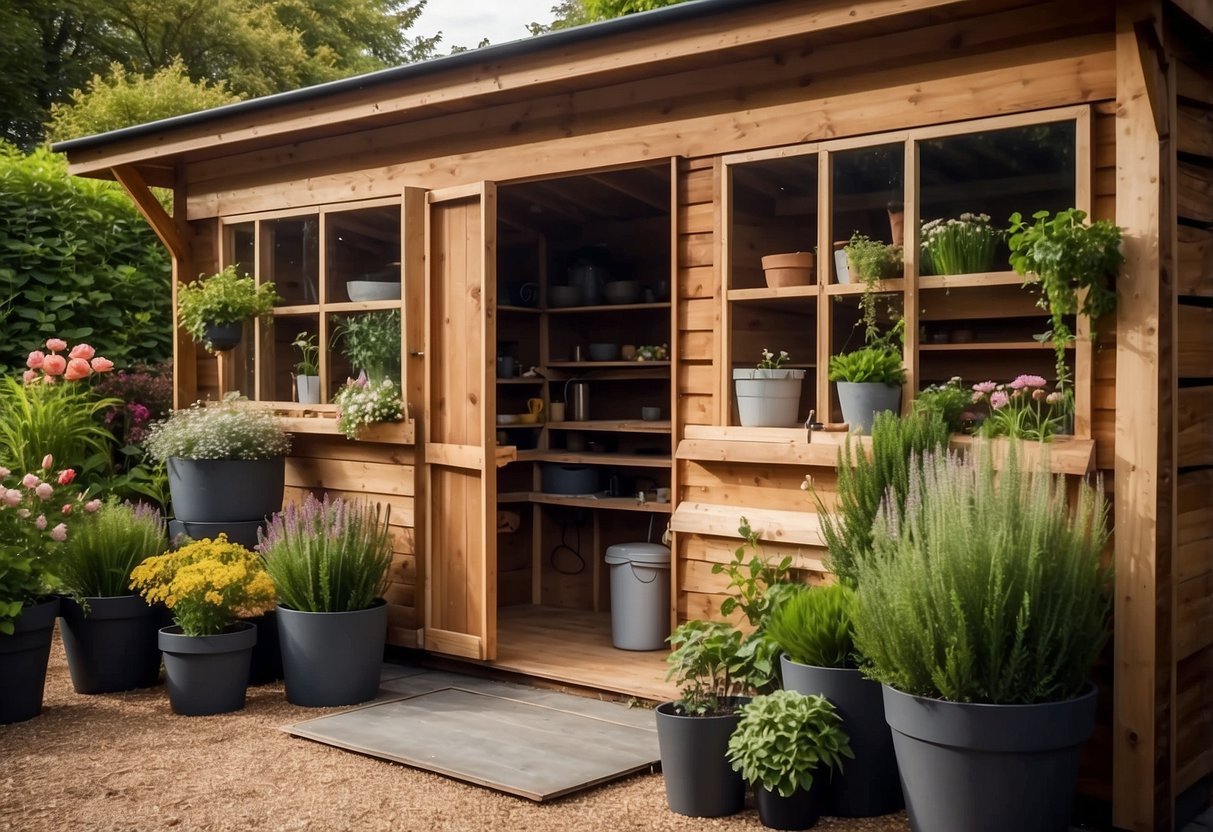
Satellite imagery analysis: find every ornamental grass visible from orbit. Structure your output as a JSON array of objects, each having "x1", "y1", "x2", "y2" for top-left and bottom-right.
[{"x1": 59, "y1": 499, "x2": 167, "y2": 598}]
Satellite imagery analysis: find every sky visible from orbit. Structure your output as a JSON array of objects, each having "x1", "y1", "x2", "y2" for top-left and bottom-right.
[{"x1": 414, "y1": 0, "x2": 562, "y2": 51}]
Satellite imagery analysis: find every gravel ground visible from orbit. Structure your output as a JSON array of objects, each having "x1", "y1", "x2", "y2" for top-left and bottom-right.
[{"x1": 1, "y1": 633, "x2": 912, "y2": 832}]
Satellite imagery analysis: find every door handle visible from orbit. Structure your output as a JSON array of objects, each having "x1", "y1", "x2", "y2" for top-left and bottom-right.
[{"x1": 410, "y1": 350, "x2": 425, "y2": 357}]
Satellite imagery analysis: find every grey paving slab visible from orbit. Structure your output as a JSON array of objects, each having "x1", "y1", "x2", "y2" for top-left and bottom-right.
[{"x1": 284, "y1": 686, "x2": 660, "y2": 801}]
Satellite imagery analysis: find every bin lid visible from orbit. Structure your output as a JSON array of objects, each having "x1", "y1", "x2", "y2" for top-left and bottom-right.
[{"x1": 605, "y1": 542, "x2": 671, "y2": 567}]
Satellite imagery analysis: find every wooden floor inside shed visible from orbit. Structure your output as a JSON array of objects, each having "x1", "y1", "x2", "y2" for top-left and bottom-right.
[{"x1": 490, "y1": 605, "x2": 676, "y2": 703}]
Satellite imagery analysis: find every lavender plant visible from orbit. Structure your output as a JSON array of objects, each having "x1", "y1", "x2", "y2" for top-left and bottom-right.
[{"x1": 59, "y1": 500, "x2": 168, "y2": 598}]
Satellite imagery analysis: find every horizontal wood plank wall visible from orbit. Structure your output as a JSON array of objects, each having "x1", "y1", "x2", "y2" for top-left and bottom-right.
[
  {"x1": 1092, "y1": 104, "x2": 1118, "y2": 472},
  {"x1": 282, "y1": 434, "x2": 420, "y2": 647},
  {"x1": 1173, "y1": 59, "x2": 1213, "y2": 799}
]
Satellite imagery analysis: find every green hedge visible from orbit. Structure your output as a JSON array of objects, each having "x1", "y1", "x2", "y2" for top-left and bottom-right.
[{"x1": 0, "y1": 143, "x2": 172, "y2": 371}]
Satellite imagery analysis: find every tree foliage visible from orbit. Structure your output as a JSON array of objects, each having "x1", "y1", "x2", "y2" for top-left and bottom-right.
[
  {"x1": 529, "y1": 0, "x2": 688, "y2": 34},
  {"x1": 0, "y1": 143, "x2": 173, "y2": 370}
]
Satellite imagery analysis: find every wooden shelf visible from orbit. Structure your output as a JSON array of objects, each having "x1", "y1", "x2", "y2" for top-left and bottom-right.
[
  {"x1": 499, "y1": 305, "x2": 541, "y2": 314},
  {"x1": 324, "y1": 300, "x2": 403, "y2": 313},
  {"x1": 497, "y1": 377, "x2": 546, "y2": 385},
  {"x1": 547, "y1": 360, "x2": 670, "y2": 369},
  {"x1": 497, "y1": 491, "x2": 672, "y2": 514},
  {"x1": 920, "y1": 340, "x2": 1065, "y2": 351},
  {"x1": 825, "y1": 278, "x2": 905, "y2": 295},
  {"x1": 547, "y1": 420, "x2": 671, "y2": 433},
  {"x1": 918, "y1": 271, "x2": 1027, "y2": 290},
  {"x1": 272, "y1": 304, "x2": 320, "y2": 316},
  {"x1": 545, "y1": 302, "x2": 671, "y2": 314},
  {"x1": 495, "y1": 422, "x2": 543, "y2": 429},
  {"x1": 275, "y1": 413, "x2": 415, "y2": 444},
  {"x1": 727, "y1": 285, "x2": 820, "y2": 302},
  {"x1": 514, "y1": 450, "x2": 669, "y2": 468}
]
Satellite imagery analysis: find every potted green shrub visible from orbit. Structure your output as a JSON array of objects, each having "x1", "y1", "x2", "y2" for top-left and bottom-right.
[
  {"x1": 292, "y1": 332, "x2": 321, "y2": 404},
  {"x1": 733, "y1": 348, "x2": 805, "y2": 427},
  {"x1": 143, "y1": 397, "x2": 291, "y2": 546},
  {"x1": 828, "y1": 330, "x2": 906, "y2": 435},
  {"x1": 726, "y1": 690, "x2": 853, "y2": 830},
  {"x1": 853, "y1": 445, "x2": 1111, "y2": 832},
  {"x1": 258, "y1": 495, "x2": 393, "y2": 707},
  {"x1": 177, "y1": 265, "x2": 279, "y2": 353},
  {"x1": 57, "y1": 499, "x2": 168, "y2": 694},
  {"x1": 767, "y1": 583, "x2": 903, "y2": 818},
  {"x1": 1007, "y1": 208, "x2": 1123, "y2": 386},
  {"x1": 130, "y1": 535, "x2": 276, "y2": 716},
  {"x1": 334, "y1": 310, "x2": 401, "y2": 382},
  {"x1": 920, "y1": 213, "x2": 1001, "y2": 276}
]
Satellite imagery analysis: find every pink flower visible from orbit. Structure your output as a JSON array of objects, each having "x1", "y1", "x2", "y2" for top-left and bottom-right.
[
  {"x1": 89, "y1": 356, "x2": 114, "y2": 374},
  {"x1": 1032, "y1": 388, "x2": 1047, "y2": 401},
  {"x1": 22, "y1": 369, "x2": 37, "y2": 384},
  {"x1": 69, "y1": 343, "x2": 95, "y2": 361},
  {"x1": 0, "y1": 467, "x2": 8, "y2": 479},
  {"x1": 34, "y1": 514, "x2": 47, "y2": 530},
  {"x1": 17, "y1": 508, "x2": 29, "y2": 518},
  {"x1": 972, "y1": 381, "x2": 997, "y2": 395},
  {"x1": 50, "y1": 523, "x2": 67, "y2": 542},
  {"x1": 34, "y1": 483, "x2": 53, "y2": 499},
  {"x1": 65, "y1": 358, "x2": 92, "y2": 381},
  {"x1": 42, "y1": 354, "x2": 66, "y2": 376},
  {"x1": 21, "y1": 473, "x2": 39, "y2": 489},
  {"x1": 990, "y1": 391, "x2": 1010, "y2": 410},
  {"x1": 1010, "y1": 374, "x2": 1047, "y2": 390},
  {"x1": 26, "y1": 351, "x2": 44, "y2": 369},
  {"x1": 3, "y1": 489, "x2": 21, "y2": 507},
  {"x1": 45, "y1": 338, "x2": 67, "y2": 353},
  {"x1": 57, "y1": 469, "x2": 76, "y2": 486},
  {"x1": 1046, "y1": 391, "x2": 1064, "y2": 405},
  {"x1": 61, "y1": 504, "x2": 73, "y2": 515},
  {"x1": 84, "y1": 499, "x2": 102, "y2": 513},
  {"x1": 41, "y1": 454, "x2": 53, "y2": 470}
]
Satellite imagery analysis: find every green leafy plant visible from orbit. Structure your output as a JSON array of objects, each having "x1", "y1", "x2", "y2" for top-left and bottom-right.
[
  {"x1": 334, "y1": 310, "x2": 401, "y2": 381},
  {"x1": 0, "y1": 376, "x2": 120, "y2": 482},
  {"x1": 756, "y1": 348, "x2": 790, "y2": 371},
  {"x1": 827, "y1": 344, "x2": 906, "y2": 385},
  {"x1": 130, "y1": 534, "x2": 277, "y2": 637},
  {"x1": 143, "y1": 396, "x2": 291, "y2": 462},
  {"x1": 845, "y1": 232, "x2": 903, "y2": 338},
  {"x1": 59, "y1": 500, "x2": 167, "y2": 598},
  {"x1": 912, "y1": 377, "x2": 972, "y2": 434},
  {"x1": 765, "y1": 583, "x2": 858, "y2": 669},
  {"x1": 1007, "y1": 208, "x2": 1123, "y2": 386},
  {"x1": 259, "y1": 495, "x2": 393, "y2": 613},
  {"x1": 920, "y1": 213, "x2": 1001, "y2": 276},
  {"x1": 665, "y1": 619, "x2": 749, "y2": 716},
  {"x1": 817, "y1": 410, "x2": 949, "y2": 585},
  {"x1": 292, "y1": 331, "x2": 320, "y2": 377},
  {"x1": 853, "y1": 445, "x2": 1111, "y2": 704},
  {"x1": 177, "y1": 265, "x2": 279, "y2": 353},
  {"x1": 726, "y1": 690, "x2": 853, "y2": 797},
  {"x1": 333, "y1": 378, "x2": 404, "y2": 440}
]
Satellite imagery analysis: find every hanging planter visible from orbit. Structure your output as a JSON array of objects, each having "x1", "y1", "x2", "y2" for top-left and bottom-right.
[
  {"x1": 177, "y1": 265, "x2": 279, "y2": 354},
  {"x1": 202, "y1": 322, "x2": 243, "y2": 352}
]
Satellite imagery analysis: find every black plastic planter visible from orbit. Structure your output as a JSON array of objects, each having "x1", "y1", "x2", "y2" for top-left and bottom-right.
[
  {"x1": 882, "y1": 683, "x2": 1098, "y2": 832},
  {"x1": 276, "y1": 600, "x2": 388, "y2": 706},
  {"x1": 59, "y1": 595, "x2": 162, "y2": 694},
  {"x1": 159, "y1": 622, "x2": 256, "y2": 716},
  {"x1": 166, "y1": 456, "x2": 285, "y2": 524},
  {"x1": 755, "y1": 782, "x2": 826, "y2": 831},
  {"x1": 0, "y1": 597, "x2": 59, "y2": 724},
  {"x1": 244, "y1": 609, "x2": 283, "y2": 685},
  {"x1": 655, "y1": 698, "x2": 748, "y2": 818},
  {"x1": 203, "y1": 322, "x2": 243, "y2": 352},
  {"x1": 780, "y1": 656, "x2": 903, "y2": 817}
]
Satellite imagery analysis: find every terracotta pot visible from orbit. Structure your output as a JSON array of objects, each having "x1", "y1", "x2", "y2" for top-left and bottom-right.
[{"x1": 761, "y1": 253, "x2": 815, "y2": 289}]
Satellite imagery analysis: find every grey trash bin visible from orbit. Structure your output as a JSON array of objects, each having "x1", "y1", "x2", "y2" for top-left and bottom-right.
[{"x1": 605, "y1": 542, "x2": 671, "y2": 651}]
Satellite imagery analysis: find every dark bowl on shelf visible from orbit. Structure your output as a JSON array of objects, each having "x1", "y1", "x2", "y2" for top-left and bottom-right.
[{"x1": 588, "y1": 343, "x2": 620, "y2": 361}]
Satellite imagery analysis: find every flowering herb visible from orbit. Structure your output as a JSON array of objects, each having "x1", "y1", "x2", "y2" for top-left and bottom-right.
[
  {"x1": 333, "y1": 377, "x2": 403, "y2": 440},
  {"x1": 142, "y1": 396, "x2": 290, "y2": 462},
  {"x1": 292, "y1": 332, "x2": 320, "y2": 377},
  {"x1": 129, "y1": 534, "x2": 276, "y2": 637},
  {"x1": 0, "y1": 454, "x2": 94, "y2": 634},
  {"x1": 756, "y1": 348, "x2": 790, "y2": 371},
  {"x1": 970, "y1": 374, "x2": 1070, "y2": 442},
  {"x1": 920, "y1": 213, "x2": 1002, "y2": 276}
]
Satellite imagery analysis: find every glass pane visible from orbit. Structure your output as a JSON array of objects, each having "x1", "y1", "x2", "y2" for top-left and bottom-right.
[
  {"x1": 262, "y1": 315, "x2": 320, "y2": 403},
  {"x1": 729, "y1": 154, "x2": 818, "y2": 290},
  {"x1": 225, "y1": 222, "x2": 255, "y2": 278},
  {"x1": 329, "y1": 310, "x2": 402, "y2": 396},
  {"x1": 918, "y1": 121, "x2": 1076, "y2": 275},
  {"x1": 262, "y1": 215, "x2": 319, "y2": 306},
  {"x1": 831, "y1": 143, "x2": 905, "y2": 284},
  {"x1": 326, "y1": 206, "x2": 401, "y2": 303}
]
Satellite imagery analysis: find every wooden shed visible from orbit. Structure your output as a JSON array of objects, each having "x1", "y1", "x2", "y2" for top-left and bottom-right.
[{"x1": 54, "y1": 1, "x2": 1213, "y2": 828}]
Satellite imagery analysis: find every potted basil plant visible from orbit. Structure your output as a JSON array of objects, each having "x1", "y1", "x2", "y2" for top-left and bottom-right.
[
  {"x1": 177, "y1": 265, "x2": 278, "y2": 353},
  {"x1": 727, "y1": 690, "x2": 853, "y2": 830}
]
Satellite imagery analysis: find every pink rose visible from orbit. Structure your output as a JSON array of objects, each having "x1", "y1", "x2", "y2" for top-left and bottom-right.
[
  {"x1": 84, "y1": 499, "x2": 102, "y2": 513},
  {"x1": 89, "y1": 356, "x2": 114, "y2": 374},
  {"x1": 65, "y1": 358, "x2": 92, "y2": 381},
  {"x1": 22, "y1": 369, "x2": 37, "y2": 384},
  {"x1": 34, "y1": 514, "x2": 47, "y2": 530},
  {"x1": 69, "y1": 343, "x2": 95, "y2": 361},
  {"x1": 3, "y1": 489, "x2": 21, "y2": 507},
  {"x1": 41, "y1": 454, "x2": 53, "y2": 469},
  {"x1": 50, "y1": 523, "x2": 67, "y2": 542},
  {"x1": 61, "y1": 503, "x2": 73, "y2": 515},
  {"x1": 57, "y1": 469, "x2": 76, "y2": 486},
  {"x1": 42, "y1": 354, "x2": 66, "y2": 376},
  {"x1": 45, "y1": 338, "x2": 67, "y2": 353},
  {"x1": 26, "y1": 351, "x2": 44, "y2": 369},
  {"x1": 21, "y1": 473, "x2": 39, "y2": 489},
  {"x1": 35, "y1": 483, "x2": 53, "y2": 499},
  {"x1": 0, "y1": 467, "x2": 8, "y2": 479}
]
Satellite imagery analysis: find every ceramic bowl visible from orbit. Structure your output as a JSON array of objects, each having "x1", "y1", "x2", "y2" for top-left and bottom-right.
[
  {"x1": 347, "y1": 280, "x2": 401, "y2": 302},
  {"x1": 588, "y1": 342, "x2": 620, "y2": 361},
  {"x1": 603, "y1": 280, "x2": 640, "y2": 304},
  {"x1": 496, "y1": 414, "x2": 519, "y2": 426},
  {"x1": 548, "y1": 285, "x2": 581, "y2": 308}
]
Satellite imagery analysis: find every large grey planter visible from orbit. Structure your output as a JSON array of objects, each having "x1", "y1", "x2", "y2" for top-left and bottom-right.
[
  {"x1": 655, "y1": 697, "x2": 748, "y2": 818},
  {"x1": 0, "y1": 597, "x2": 59, "y2": 724},
  {"x1": 276, "y1": 599, "x2": 388, "y2": 707},
  {"x1": 167, "y1": 456, "x2": 285, "y2": 523},
  {"x1": 781, "y1": 656, "x2": 902, "y2": 817},
  {"x1": 836, "y1": 382, "x2": 901, "y2": 434},
  {"x1": 60, "y1": 595, "x2": 161, "y2": 694},
  {"x1": 159, "y1": 622, "x2": 256, "y2": 716},
  {"x1": 882, "y1": 683, "x2": 1098, "y2": 832}
]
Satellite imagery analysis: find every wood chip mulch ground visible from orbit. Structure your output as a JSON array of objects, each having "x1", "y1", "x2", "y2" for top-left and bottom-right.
[{"x1": 1, "y1": 632, "x2": 912, "y2": 832}]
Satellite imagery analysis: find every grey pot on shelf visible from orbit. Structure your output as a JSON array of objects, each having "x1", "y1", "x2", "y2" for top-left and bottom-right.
[
  {"x1": 167, "y1": 456, "x2": 285, "y2": 524},
  {"x1": 836, "y1": 382, "x2": 901, "y2": 435}
]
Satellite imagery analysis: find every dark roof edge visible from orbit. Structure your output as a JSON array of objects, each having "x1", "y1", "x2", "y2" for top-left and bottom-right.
[{"x1": 52, "y1": 0, "x2": 785, "y2": 155}]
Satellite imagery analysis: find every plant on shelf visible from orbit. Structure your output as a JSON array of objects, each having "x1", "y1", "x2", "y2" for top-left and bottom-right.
[
  {"x1": 844, "y1": 233, "x2": 902, "y2": 335},
  {"x1": 1007, "y1": 208, "x2": 1123, "y2": 386},
  {"x1": 727, "y1": 690, "x2": 853, "y2": 830},
  {"x1": 259, "y1": 494, "x2": 393, "y2": 706},
  {"x1": 852, "y1": 445, "x2": 1110, "y2": 832},
  {"x1": 177, "y1": 265, "x2": 278, "y2": 353},
  {"x1": 828, "y1": 322, "x2": 907, "y2": 434},
  {"x1": 920, "y1": 213, "x2": 1002, "y2": 276},
  {"x1": 733, "y1": 348, "x2": 805, "y2": 428},
  {"x1": 292, "y1": 332, "x2": 321, "y2": 405},
  {"x1": 970, "y1": 374, "x2": 1071, "y2": 441},
  {"x1": 911, "y1": 376, "x2": 973, "y2": 434},
  {"x1": 130, "y1": 534, "x2": 276, "y2": 715},
  {"x1": 333, "y1": 377, "x2": 404, "y2": 440},
  {"x1": 334, "y1": 310, "x2": 401, "y2": 382}
]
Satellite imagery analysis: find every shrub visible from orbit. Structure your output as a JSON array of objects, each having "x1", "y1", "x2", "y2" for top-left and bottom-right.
[
  {"x1": 727, "y1": 690, "x2": 852, "y2": 797},
  {"x1": 665, "y1": 619, "x2": 749, "y2": 716},
  {"x1": 912, "y1": 377, "x2": 972, "y2": 434},
  {"x1": 143, "y1": 397, "x2": 290, "y2": 462},
  {"x1": 59, "y1": 500, "x2": 167, "y2": 598},
  {"x1": 853, "y1": 445, "x2": 1111, "y2": 704},
  {"x1": 259, "y1": 495, "x2": 392, "y2": 613},
  {"x1": 766, "y1": 583, "x2": 857, "y2": 669},
  {"x1": 0, "y1": 143, "x2": 172, "y2": 370}
]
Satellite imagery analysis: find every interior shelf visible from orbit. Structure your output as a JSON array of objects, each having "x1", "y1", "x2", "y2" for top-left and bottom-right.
[
  {"x1": 497, "y1": 378, "x2": 546, "y2": 385},
  {"x1": 918, "y1": 271, "x2": 1030, "y2": 290},
  {"x1": 547, "y1": 420, "x2": 671, "y2": 433},
  {"x1": 920, "y1": 341, "x2": 1065, "y2": 351},
  {"x1": 547, "y1": 361, "x2": 671, "y2": 369},
  {"x1": 499, "y1": 305, "x2": 542, "y2": 314},
  {"x1": 515, "y1": 450, "x2": 670, "y2": 468},
  {"x1": 825, "y1": 278, "x2": 905, "y2": 295},
  {"x1": 546, "y1": 302, "x2": 671, "y2": 314},
  {"x1": 497, "y1": 491, "x2": 672, "y2": 513},
  {"x1": 727, "y1": 286, "x2": 819, "y2": 302}
]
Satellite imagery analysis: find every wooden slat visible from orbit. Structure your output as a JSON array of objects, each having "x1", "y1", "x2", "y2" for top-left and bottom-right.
[
  {"x1": 284, "y1": 456, "x2": 414, "y2": 496},
  {"x1": 1179, "y1": 161, "x2": 1213, "y2": 224},
  {"x1": 1178, "y1": 103, "x2": 1213, "y2": 158},
  {"x1": 1178, "y1": 224, "x2": 1213, "y2": 297},
  {"x1": 1178, "y1": 387, "x2": 1213, "y2": 467},
  {"x1": 669, "y1": 501, "x2": 823, "y2": 548},
  {"x1": 1178, "y1": 305, "x2": 1213, "y2": 377},
  {"x1": 277, "y1": 415, "x2": 415, "y2": 444},
  {"x1": 425, "y1": 443, "x2": 484, "y2": 470},
  {"x1": 1176, "y1": 572, "x2": 1213, "y2": 661}
]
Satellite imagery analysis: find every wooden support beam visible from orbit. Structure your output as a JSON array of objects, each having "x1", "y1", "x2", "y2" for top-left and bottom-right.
[{"x1": 111, "y1": 164, "x2": 188, "y2": 262}]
